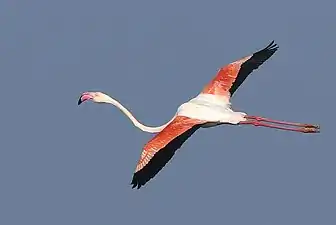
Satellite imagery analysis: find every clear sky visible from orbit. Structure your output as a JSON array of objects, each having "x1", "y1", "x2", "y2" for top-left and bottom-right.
[{"x1": 0, "y1": 1, "x2": 334, "y2": 225}]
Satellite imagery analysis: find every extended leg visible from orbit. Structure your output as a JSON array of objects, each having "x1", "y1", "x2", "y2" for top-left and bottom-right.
[
  {"x1": 239, "y1": 120, "x2": 320, "y2": 133},
  {"x1": 245, "y1": 115, "x2": 319, "y2": 129}
]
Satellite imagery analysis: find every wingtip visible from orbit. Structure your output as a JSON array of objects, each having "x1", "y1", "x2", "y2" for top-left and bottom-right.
[
  {"x1": 131, "y1": 179, "x2": 137, "y2": 189},
  {"x1": 130, "y1": 183, "x2": 142, "y2": 189},
  {"x1": 264, "y1": 40, "x2": 279, "y2": 51},
  {"x1": 131, "y1": 174, "x2": 143, "y2": 189}
]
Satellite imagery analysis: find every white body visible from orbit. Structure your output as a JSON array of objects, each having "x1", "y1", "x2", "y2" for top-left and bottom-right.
[
  {"x1": 93, "y1": 92, "x2": 247, "y2": 133},
  {"x1": 177, "y1": 93, "x2": 247, "y2": 124}
]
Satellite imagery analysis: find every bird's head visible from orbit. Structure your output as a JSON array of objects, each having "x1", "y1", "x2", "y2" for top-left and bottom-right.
[{"x1": 77, "y1": 91, "x2": 111, "y2": 105}]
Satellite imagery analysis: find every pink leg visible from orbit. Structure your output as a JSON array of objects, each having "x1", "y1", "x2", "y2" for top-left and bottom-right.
[
  {"x1": 239, "y1": 120, "x2": 320, "y2": 133},
  {"x1": 245, "y1": 115, "x2": 319, "y2": 129}
]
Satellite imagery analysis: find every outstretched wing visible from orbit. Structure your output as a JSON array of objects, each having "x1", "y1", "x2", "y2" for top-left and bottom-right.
[
  {"x1": 131, "y1": 116, "x2": 206, "y2": 189},
  {"x1": 201, "y1": 41, "x2": 279, "y2": 98}
]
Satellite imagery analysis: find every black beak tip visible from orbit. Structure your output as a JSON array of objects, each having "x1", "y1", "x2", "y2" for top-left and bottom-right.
[{"x1": 77, "y1": 98, "x2": 82, "y2": 105}]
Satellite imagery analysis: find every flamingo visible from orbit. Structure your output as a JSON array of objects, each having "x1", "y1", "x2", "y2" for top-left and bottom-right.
[{"x1": 78, "y1": 41, "x2": 320, "y2": 189}]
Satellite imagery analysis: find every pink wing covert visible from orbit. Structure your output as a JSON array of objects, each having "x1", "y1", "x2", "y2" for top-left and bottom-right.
[
  {"x1": 131, "y1": 116, "x2": 206, "y2": 189},
  {"x1": 201, "y1": 41, "x2": 278, "y2": 98}
]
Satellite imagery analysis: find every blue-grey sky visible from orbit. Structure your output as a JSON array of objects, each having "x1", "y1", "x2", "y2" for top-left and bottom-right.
[{"x1": 0, "y1": 1, "x2": 334, "y2": 225}]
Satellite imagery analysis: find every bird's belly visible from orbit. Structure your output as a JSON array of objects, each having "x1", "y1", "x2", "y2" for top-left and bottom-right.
[{"x1": 176, "y1": 102, "x2": 238, "y2": 123}]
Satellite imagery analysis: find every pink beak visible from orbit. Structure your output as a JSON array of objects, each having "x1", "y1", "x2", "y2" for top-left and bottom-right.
[{"x1": 78, "y1": 93, "x2": 93, "y2": 105}]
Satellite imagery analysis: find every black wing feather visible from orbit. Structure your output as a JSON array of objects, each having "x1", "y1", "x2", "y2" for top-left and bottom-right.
[
  {"x1": 131, "y1": 124, "x2": 202, "y2": 189},
  {"x1": 229, "y1": 40, "x2": 279, "y2": 96}
]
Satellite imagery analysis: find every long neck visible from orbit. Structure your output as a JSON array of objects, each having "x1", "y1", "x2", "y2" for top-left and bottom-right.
[{"x1": 104, "y1": 96, "x2": 175, "y2": 133}]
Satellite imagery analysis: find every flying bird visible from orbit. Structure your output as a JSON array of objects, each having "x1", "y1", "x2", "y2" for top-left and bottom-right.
[{"x1": 78, "y1": 41, "x2": 320, "y2": 189}]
